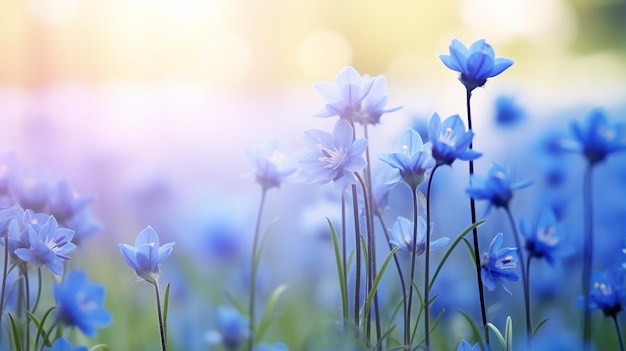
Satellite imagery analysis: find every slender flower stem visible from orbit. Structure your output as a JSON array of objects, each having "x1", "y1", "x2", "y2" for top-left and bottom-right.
[
  {"x1": 0, "y1": 236, "x2": 8, "y2": 340},
  {"x1": 612, "y1": 315, "x2": 625, "y2": 351},
  {"x1": 465, "y1": 87, "x2": 490, "y2": 344},
  {"x1": 351, "y1": 183, "x2": 362, "y2": 331},
  {"x1": 424, "y1": 164, "x2": 441, "y2": 350},
  {"x1": 248, "y1": 187, "x2": 268, "y2": 351},
  {"x1": 341, "y1": 191, "x2": 349, "y2": 324},
  {"x1": 504, "y1": 207, "x2": 531, "y2": 344},
  {"x1": 582, "y1": 164, "x2": 594, "y2": 349},
  {"x1": 406, "y1": 185, "x2": 420, "y2": 348},
  {"x1": 154, "y1": 282, "x2": 167, "y2": 351}
]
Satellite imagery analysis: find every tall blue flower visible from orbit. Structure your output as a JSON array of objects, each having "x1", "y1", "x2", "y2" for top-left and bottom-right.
[
  {"x1": 14, "y1": 215, "x2": 76, "y2": 276},
  {"x1": 428, "y1": 113, "x2": 482, "y2": 166},
  {"x1": 389, "y1": 216, "x2": 449, "y2": 255},
  {"x1": 378, "y1": 128, "x2": 435, "y2": 189},
  {"x1": 466, "y1": 163, "x2": 532, "y2": 216},
  {"x1": 480, "y1": 233, "x2": 519, "y2": 294},
  {"x1": 53, "y1": 270, "x2": 112, "y2": 338},
  {"x1": 119, "y1": 226, "x2": 175, "y2": 285},
  {"x1": 520, "y1": 209, "x2": 572, "y2": 268},
  {"x1": 43, "y1": 338, "x2": 87, "y2": 351},
  {"x1": 246, "y1": 141, "x2": 296, "y2": 190},
  {"x1": 439, "y1": 39, "x2": 513, "y2": 92},
  {"x1": 568, "y1": 109, "x2": 626, "y2": 165},
  {"x1": 299, "y1": 119, "x2": 368, "y2": 185},
  {"x1": 583, "y1": 269, "x2": 625, "y2": 317},
  {"x1": 313, "y1": 66, "x2": 400, "y2": 124},
  {"x1": 457, "y1": 340, "x2": 492, "y2": 351}
]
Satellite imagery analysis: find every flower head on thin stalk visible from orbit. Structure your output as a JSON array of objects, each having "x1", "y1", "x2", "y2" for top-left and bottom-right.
[
  {"x1": 313, "y1": 66, "x2": 400, "y2": 124},
  {"x1": 389, "y1": 216, "x2": 449, "y2": 256},
  {"x1": 428, "y1": 113, "x2": 482, "y2": 166},
  {"x1": 53, "y1": 270, "x2": 112, "y2": 338},
  {"x1": 578, "y1": 269, "x2": 626, "y2": 318},
  {"x1": 566, "y1": 109, "x2": 626, "y2": 165},
  {"x1": 300, "y1": 119, "x2": 368, "y2": 185},
  {"x1": 520, "y1": 209, "x2": 573, "y2": 269},
  {"x1": 439, "y1": 39, "x2": 513, "y2": 92},
  {"x1": 480, "y1": 233, "x2": 519, "y2": 294},
  {"x1": 246, "y1": 141, "x2": 297, "y2": 190},
  {"x1": 378, "y1": 128, "x2": 435, "y2": 189},
  {"x1": 457, "y1": 340, "x2": 492, "y2": 351},
  {"x1": 466, "y1": 163, "x2": 532, "y2": 216},
  {"x1": 119, "y1": 226, "x2": 175, "y2": 285},
  {"x1": 43, "y1": 338, "x2": 88, "y2": 351},
  {"x1": 14, "y1": 215, "x2": 76, "y2": 276}
]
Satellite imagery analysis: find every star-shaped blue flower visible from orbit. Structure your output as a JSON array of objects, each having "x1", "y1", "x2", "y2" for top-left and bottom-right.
[
  {"x1": 520, "y1": 209, "x2": 572, "y2": 268},
  {"x1": 246, "y1": 141, "x2": 296, "y2": 190},
  {"x1": 568, "y1": 109, "x2": 626, "y2": 165},
  {"x1": 389, "y1": 216, "x2": 449, "y2": 256},
  {"x1": 378, "y1": 128, "x2": 435, "y2": 189},
  {"x1": 466, "y1": 163, "x2": 532, "y2": 216},
  {"x1": 299, "y1": 119, "x2": 368, "y2": 185},
  {"x1": 119, "y1": 226, "x2": 175, "y2": 285},
  {"x1": 428, "y1": 113, "x2": 482, "y2": 166},
  {"x1": 480, "y1": 233, "x2": 519, "y2": 294},
  {"x1": 440, "y1": 39, "x2": 513, "y2": 92},
  {"x1": 582, "y1": 269, "x2": 625, "y2": 317},
  {"x1": 457, "y1": 340, "x2": 492, "y2": 351}
]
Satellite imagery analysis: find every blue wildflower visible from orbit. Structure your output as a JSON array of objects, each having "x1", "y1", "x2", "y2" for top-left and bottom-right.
[
  {"x1": 428, "y1": 113, "x2": 481, "y2": 166},
  {"x1": 494, "y1": 95, "x2": 525, "y2": 127},
  {"x1": 206, "y1": 306, "x2": 249, "y2": 351},
  {"x1": 480, "y1": 233, "x2": 519, "y2": 294},
  {"x1": 457, "y1": 340, "x2": 492, "y2": 351},
  {"x1": 246, "y1": 141, "x2": 296, "y2": 190},
  {"x1": 568, "y1": 109, "x2": 626, "y2": 165},
  {"x1": 53, "y1": 270, "x2": 112, "y2": 338},
  {"x1": 7, "y1": 208, "x2": 50, "y2": 261},
  {"x1": 119, "y1": 226, "x2": 175, "y2": 285},
  {"x1": 466, "y1": 163, "x2": 532, "y2": 216},
  {"x1": 43, "y1": 338, "x2": 87, "y2": 351},
  {"x1": 520, "y1": 209, "x2": 572, "y2": 268},
  {"x1": 9, "y1": 168, "x2": 51, "y2": 213},
  {"x1": 253, "y1": 342, "x2": 288, "y2": 351},
  {"x1": 371, "y1": 167, "x2": 398, "y2": 215},
  {"x1": 300, "y1": 119, "x2": 368, "y2": 185},
  {"x1": 584, "y1": 269, "x2": 625, "y2": 317},
  {"x1": 47, "y1": 179, "x2": 94, "y2": 224},
  {"x1": 63, "y1": 209, "x2": 102, "y2": 244},
  {"x1": 389, "y1": 216, "x2": 449, "y2": 255},
  {"x1": 313, "y1": 66, "x2": 400, "y2": 124},
  {"x1": 439, "y1": 39, "x2": 513, "y2": 92},
  {"x1": 14, "y1": 215, "x2": 76, "y2": 276},
  {"x1": 378, "y1": 128, "x2": 435, "y2": 189}
]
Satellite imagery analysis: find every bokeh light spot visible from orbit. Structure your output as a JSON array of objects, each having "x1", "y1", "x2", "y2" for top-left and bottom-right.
[{"x1": 298, "y1": 29, "x2": 353, "y2": 79}]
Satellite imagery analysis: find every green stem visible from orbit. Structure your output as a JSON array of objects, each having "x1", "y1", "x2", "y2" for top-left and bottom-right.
[
  {"x1": 424, "y1": 164, "x2": 441, "y2": 350},
  {"x1": 248, "y1": 187, "x2": 267, "y2": 351},
  {"x1": 350, "y1": 183, "x2": 362, "y2": 332},
  {"x1": 341, "y1": 191, "x2": 348, "y2": 324},
  {"x1": 613, "y1": 315, "x2": 625, "y2": 351},
  {"x1": 406, "y1": 186, "x2": 419, "y2": 349},
  {"x1": 154, "y1": 282, "x2": 167, "y2": 351},
  {"x1": 582, "y1": 164, "x2": 594, "y2": 349}
]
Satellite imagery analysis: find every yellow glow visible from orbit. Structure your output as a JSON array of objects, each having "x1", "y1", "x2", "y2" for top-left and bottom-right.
[{"x1": 298, "y1": 30, "x2": 353, "y2": 80}]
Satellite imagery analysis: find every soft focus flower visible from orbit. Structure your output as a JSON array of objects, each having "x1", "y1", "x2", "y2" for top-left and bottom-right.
[
  {"x1": 253, "y1": 342, "x2": 288, "y2": 351},
  {"x1": 466, "y1": 163, "x2": 532, "y2": 216},
  {"x1": 43, "y1": 338, "x2": 87, "y2": 351},
  {"x1": 480, "y1": 233, "x2": 519, "y2": 294},
  {"x1": 119, "y1": 226, "x2": 175, "y2": 285},
  {"x1": 457, "y1": 340, "x2": 492, "y2": 351},
  {"x1": 14, "y1": 215, "x2": 76, "y2": 276},
  {"x1": 9, "y1": 168, "x2": 51, "y2": 213},
  {"x1": 439, "y1": 39, "x2": 513, "y2": 92},
  {"x1": 371, "y1": 167, "x2": 398, "y2": 215},
  {"x1": 300, "y1": 119, "x2": 368, "y2": 185},
  {"x1": 520, "y1": 209, "x2": 572, "y2": 268},
  {"x1": 389, "y1": 216, "x2": 449, "y2": 255},
  {"x1": 7, "y1": 208, "x2": 50, "y2": 261},
  {"x1": 313, "y1": 66, "x2": 400, "y2": 124},
  {"x1": 246, "y1": 141, "x2": 297, "y2": 190},
  {"x1": 378, "y1": 128, "x2": 435, "y2": 189},
  {"x1": 567, "y1": 109, "x2": 626, "y2": 165},
  {"x1": 53, "y1": 270, "x2": 112, "y2": 338},
  {"x1": 428, "y1": 113, "x2": 481, "y2": 166},
  {"x1": 205, "y1": 306, "x2": 249, "y2": 351},
  {"x1": 47, "y1": 179, "x2": 94, "y2": 224},
  {"x1": 63, "y1": 209, "x2": 102, "y2": 244},
  {"x1": 584, "y1": 269, "x2": 625, "y2": 317},
  {"x1": 494, "y1": 95, "x2": 525, "y2": 128}
]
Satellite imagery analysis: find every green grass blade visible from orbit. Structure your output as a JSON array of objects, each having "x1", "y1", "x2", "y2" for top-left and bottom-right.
[
  {"x1": 8, "y1": 313, "x2": 22, "y2": 351},
  {"x1": 486, "y1": 322, "x2": 506, "y2": 350},
  {"x1": 458, "y1": 310, "x2": 483, "y2": 346},
  {"x1": 328, "y1": 218, "x2": 349, "y2": 322},
  {"x1": 533, "y1": 318, "x2": 549, "y2": 336},
  {"x1": 256, "y1": 284, "x2": 288, "y2": 341},
  {"x1": 163, "y1": 282, "x2": 171, "y2": 341},
  {"x1": 88, "y1": 345, "x2": 111, "y2": 351},
  {"x1": 363, "y1": 245, "x2": 400, "y2": 318}
]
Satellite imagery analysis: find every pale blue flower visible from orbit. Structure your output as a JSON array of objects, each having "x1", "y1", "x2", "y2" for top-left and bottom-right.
[
  {"x1": 378, "y1": 128, "x2": 435, "y2": 189},
  {"x1": 480, "y1": 233, "x2": 519, "y2": 294},
  {"x1": 205, "y1": 306, "x2": 249, "y2": 351},
  {"x1": 389, "y1": 216, "x2": 449, "y2": 255},
  {"x1": 47, "y1": 179, "x2": 94, "y2": 224},
  {"x1": 440, "y1": 39, "x2": 513, "y2": 92},
  {"x1": 567, "y1": 109, "x2": 626, "y2": 165},
  {"x1": 119, "y1": 226, "x2": 175, "y2": 285},
  {"x1": 457, "y1": 340, "x2": 491, "y2": 351},
  {"x1": 300, "y1": 119, "x2": 368, "y2": 185},
  {"x1": 466, "y1": 163, "x2": 532, "y2": 216},
  {"x1": 520, "y1": 209, "x2": 572, "y2": 268},
  {"x1": 428, "y1": 113, "x2": 481, "y2": 166},
  {"x1": 43, "y1": 338, "x2": 87, "y2": 351},
  {"x1": 246, "y1": 141, "x2": 296, "y2": 190}
]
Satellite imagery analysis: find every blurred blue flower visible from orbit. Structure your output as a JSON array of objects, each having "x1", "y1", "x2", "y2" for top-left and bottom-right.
[
  {"x1": 439, "y1": 39, "x2": 513, "y2": 92},
  {"x1": 300, "y1": 119, "x2": 368, "y2": 185},
  {"x1": 457, "y1": 340, "x2": 491, "y2": 351},
  {"x1": 6, "y1": 208, "x2": 49, "y2": 261},
  {"x1": 9, "y1": 168, "x2": 51, "y2": 213},
  {"x1": 205, "y1": 306, "x2": 249, "y2": 351},
  {"x1": 119, "y1": 226, "x2": 175, "y2": 285},
  {"x1": 520, "y1": 209, "x2": 572, "y2": 268},
  {"x1": 47, "y1": 179, "x2": 94, "y2": 224},
  {"x1": 378, "y1": 128, "x2": 435, "y2": 189},
  {"x1": 494, "y1": 95, "x2": 525, "y2": 128},
  {"x1": 14, "y1": 215, "x2": 76, "y2": 276},
  {"x1": 371, "y1": 167, "x2": 398, "y2": 215},
  {"x1": 43, "y1": 338, "x2": 87, "y2": 351},
  {"x1": 567, "y1": 109, "x2": 626, "y2": 165},
  {"x1": 253, "y1": 342, "x2": 288, "y2": 351},
  {"x1": 313, "y1": 66, "x2": 400, "y2": 124},
  {"x1": 582, "y1": 269, "x2": 625, "y2": 317},
  {"x1": 0, "y1": 203, "x2": 23, "y2": 237},
  {"x1": 466, "y1": 163, "x2": 532, "y2": 216},
  {"x1": 389, "y1": 216, "x2": 449, "y2": 255},
  {"x1": 480, "y1": 233, "x2": 519, "y2": 294},
  {"x1": 428, "y1": 113, "x2": 481, "y2": 166},
  {"x1": 63, "y1": 209, "x2": 102, "y2": 244},
  {"x1": 246, "y1": 141, "x2": 296, "y2": 190},
  {"x1": 53, "y1": 270, "x2": 111, "y2": 338}
]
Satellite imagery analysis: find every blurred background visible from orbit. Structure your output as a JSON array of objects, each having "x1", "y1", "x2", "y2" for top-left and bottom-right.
[{"x1": 0, "y1": 0, "x2": 624, "y2": 349}]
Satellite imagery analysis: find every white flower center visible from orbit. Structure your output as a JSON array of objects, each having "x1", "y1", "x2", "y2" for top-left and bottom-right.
[
  {"x1": 318, "y1": 144, "x2": 344, "y2": 168},
  {"x1": 439, "y1": 127, "x2": 457, "y2": 147}
]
